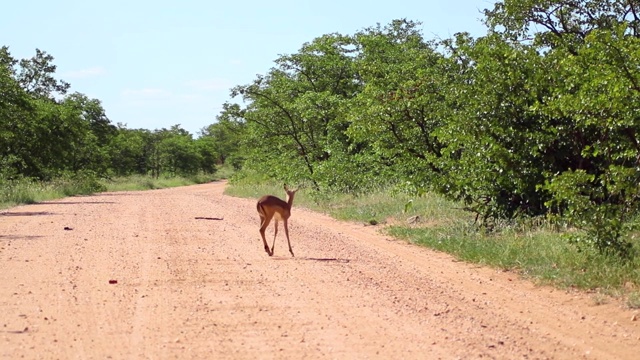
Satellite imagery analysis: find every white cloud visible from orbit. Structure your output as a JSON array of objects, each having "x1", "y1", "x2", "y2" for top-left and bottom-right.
[{"x1": 64, "y1": 66, "x2": 106, "y2": 79}]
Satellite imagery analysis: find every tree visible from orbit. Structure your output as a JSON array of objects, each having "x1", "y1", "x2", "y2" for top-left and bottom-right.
[
  {"x1": 16, "y1": 48, "x2": 70, "y2": 99},
  {"x1": 200, "y1": 102, "x2": 247, "y2": 167},
  {"x1": 107, "y1": 126, "x2": 148, "y2": 176},
  {"x1": 231, "y1": 33, "x2": 361, "y2": 189},
  {"x1": 347, "y1": 19, "x2": 450, "y2": 191},
  {"x1": 60, "y1": 93, "x2": 117, "y2": 174},
  {"x1": 482, "y1": 0, "x2": 640, "y2": 255},
  {"x1": 484, "y1": 0, "x2": 640, "y2": 50},
  {"x1": 158, "y1": 132, "x2": 202, "y2": 176},
  {"x1": 64, "y1": 92, "x2": 116, "y2": 146},
  {"x1": 0, "y1": 47, "x2": 116, "y2": 179},
  {"x1": 540, "y1": 24, "x2": 640, "y2": 256},
  {"x1": 0, "y1": 47, "x2": 33, "y2": 178}
]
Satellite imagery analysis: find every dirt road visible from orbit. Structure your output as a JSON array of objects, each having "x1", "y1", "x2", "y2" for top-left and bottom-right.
[{"x1": 1, "y1": 181, "x2": 638, "y2": 359}]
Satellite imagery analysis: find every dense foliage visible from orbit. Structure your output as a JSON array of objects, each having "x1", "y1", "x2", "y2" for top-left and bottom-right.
[
  {"x1": 3, "y1": 0, "x2": 640, "y2": 257},
  {"x1": 0, "y1": 46, "x2": 235, "y2": 183},
  {"x1": 225, "y1": 1, "x2": 640, "y2": 257}
]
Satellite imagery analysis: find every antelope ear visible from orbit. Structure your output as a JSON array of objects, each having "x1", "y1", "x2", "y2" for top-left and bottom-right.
[{"x1": 284, "y1": 183, "x2": 289, "y2": 191}]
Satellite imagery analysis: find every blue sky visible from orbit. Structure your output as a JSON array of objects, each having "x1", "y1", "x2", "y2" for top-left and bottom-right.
[{"x1": 2, "y1": 0, "x2": 495, "y2": 136}]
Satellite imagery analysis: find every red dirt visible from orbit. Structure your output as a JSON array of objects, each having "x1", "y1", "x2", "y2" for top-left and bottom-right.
[{"x1": 1, "y1": 181, "x2": 638, "y2": 359}]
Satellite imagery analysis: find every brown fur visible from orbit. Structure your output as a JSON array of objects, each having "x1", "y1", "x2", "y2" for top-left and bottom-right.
[{"x1": 256, "y1": 184, "x2": 298, "y2": 256}]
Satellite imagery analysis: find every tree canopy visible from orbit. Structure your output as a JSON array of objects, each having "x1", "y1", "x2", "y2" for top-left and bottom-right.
[{"x1": 0, "y1": 46, "x2": 221, "y2": 181}]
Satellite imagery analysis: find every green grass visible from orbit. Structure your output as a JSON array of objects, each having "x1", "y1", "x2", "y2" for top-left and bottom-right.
[
  {"x1": 101, "y1": 174, "x2": 214, "y2": 192},
  {"x1": 627, "y1": 292, "x2": 640, "y2": 309},
  {"x1": 214, "y1": 163, "x2": 237, "y2": 180},
  {"x1": 0, "y1": 178, "x2": 59, "y2": 208},
  {"x1": 0, "y1": 171, "x2": 222, "y2": 210},
  {"x1": 387, "y1": 226, "x2": 640, "y2": 290},
  {"x1": 226, "y1": 175, "x2": 640, "y2": 307}
]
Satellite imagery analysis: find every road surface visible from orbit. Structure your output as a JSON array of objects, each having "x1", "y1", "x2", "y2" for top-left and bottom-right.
[{"x1": 1, "y1": 181, "x2": 638, "y2": 359}]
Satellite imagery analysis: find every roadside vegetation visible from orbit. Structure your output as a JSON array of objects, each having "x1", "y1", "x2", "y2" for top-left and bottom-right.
[
  {"x1": 0, "y1": 172, "x2": 224, "y2": 209},
  {"x1": 3, "y1": 1, "x2": 640, "y2": 306},
  {"x1": 227, "y1": 174, "x2": 640, "y2": 308}
]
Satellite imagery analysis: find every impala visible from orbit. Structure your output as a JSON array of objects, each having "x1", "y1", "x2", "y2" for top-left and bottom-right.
[{"x1": 256, "y1": 184, "x2": 299, "y2": 257}]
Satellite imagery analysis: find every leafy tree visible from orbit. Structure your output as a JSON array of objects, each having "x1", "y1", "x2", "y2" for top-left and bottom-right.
[
  {"x1": 107, "y1": 126, "x2": 148, "y2": 176},
  {"x1": 485, "y1": 0, "x2": 640, "y2": 47},
  {"x1": 347, "y1": 19, "x2": 450, "y2": 191},
  {"x1": 482, "y1": 0, "x2": 640, "y2": 255},
  {"x1": 1, "y1": 46, "x2": 215, "y2": 185},
  {"x1": 0, "y1": 47, "x2": 33, "y2": 178},
  {"x1": 200, "y1": 102, "x2": 247, "y2": 167},
  {"x1": 158, "y1": 131, "x2": 202, "y2": 176},
  {"x1": 430, "y1": 33, "x2": 556, "y2": 221},
  {"x1": 540, "y1": 24, "x2": 640, "y2": 256},
  {"x1": 0, "y1": 47, "x2": 116, "y2": 180},
  {"x1": 60, "y1": 93, "x2": 116, "y2": 174},
  {"x1": 194, "y1": 135, "x2": 218, "y2": 174},
  {"x1": 231, "y1": 33, "x2": 360, "y2": 189},
  {"x1": 16, "y1": 48, "x2": 70, "y2": 99},
  {"x1": 64, "y1": 92, "x2": 116, "y2": 146}
]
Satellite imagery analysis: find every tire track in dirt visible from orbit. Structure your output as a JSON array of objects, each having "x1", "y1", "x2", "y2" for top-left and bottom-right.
[{"x1": 0, "y1": 181, "x2": 638, "y2": 359}]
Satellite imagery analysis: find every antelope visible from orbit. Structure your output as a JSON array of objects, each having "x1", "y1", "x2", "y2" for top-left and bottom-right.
[{"x1": 256, "y1": 184, "x2": 299, "y2": 257}]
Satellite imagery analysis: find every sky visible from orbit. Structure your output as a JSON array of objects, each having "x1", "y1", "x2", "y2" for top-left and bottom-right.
[{"x1": 2, "y1": 0, "x2": 496, "y2": 136}]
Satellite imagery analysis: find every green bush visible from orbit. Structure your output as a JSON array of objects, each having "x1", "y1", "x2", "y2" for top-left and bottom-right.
[
  {"x1": 0, "y1": 176, "x2": 38, "y2": 205},
  {"x1": 545, "y1": 169, "x2": 639, "y2": 258},
  {"x1": 54, "y1": 171, "x2": 107, "y2": 196}
]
